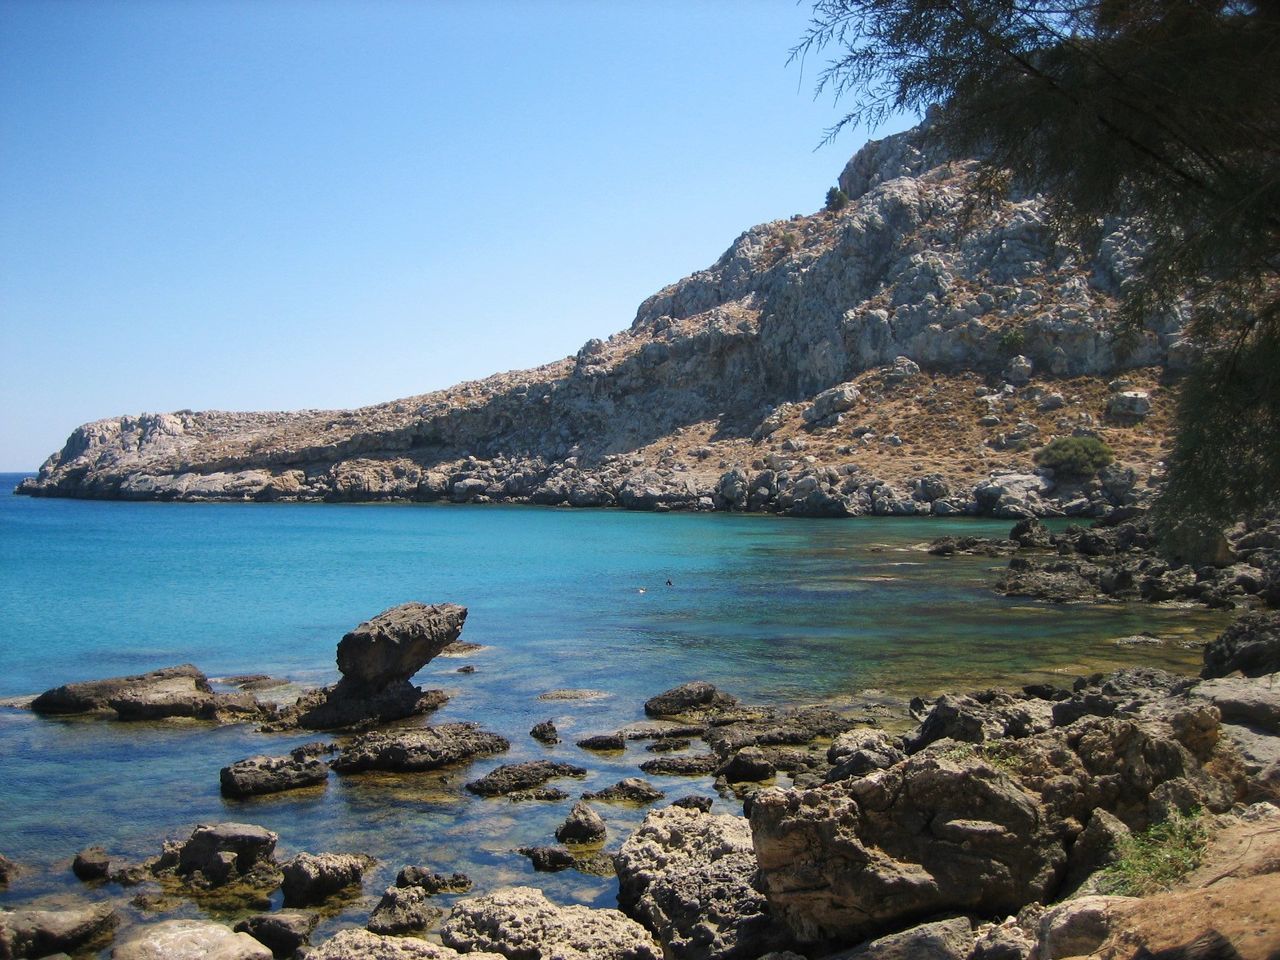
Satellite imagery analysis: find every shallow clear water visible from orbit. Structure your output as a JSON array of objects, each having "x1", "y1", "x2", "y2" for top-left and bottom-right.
[{"x1": 0, "y1": 472, "x2": 1228, "y2": 942}]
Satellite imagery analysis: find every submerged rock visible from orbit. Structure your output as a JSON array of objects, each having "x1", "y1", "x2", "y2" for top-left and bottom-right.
[
  {"x1": 639, "y1": 754, "x2": 719, "y2": 776},
  {"x1": 441, "y1": 886, "x2": 662, "y2": 960},
  {"x1": 583, "y1": 778, "x2": 665, "y2": 804},
  {"x1": 331, "y1": 724, "x2": 509, "y2": 773},
  {"x1": 530, "y1": 720, "x2": 560, "y2": 744},
  {"x1": 30, "y1": 664, "x2": 265, "y2": 723},
  {"x1": 517, "y1": 846, "x2": 575, "y2": 872}
]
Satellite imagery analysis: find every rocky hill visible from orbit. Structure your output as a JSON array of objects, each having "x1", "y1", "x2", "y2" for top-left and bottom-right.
[{"x1": 17, "y1": 119, "x2": 1191, "y2": 518}]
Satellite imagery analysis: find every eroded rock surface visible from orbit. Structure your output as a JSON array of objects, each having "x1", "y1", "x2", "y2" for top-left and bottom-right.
[
  {"x1": 441, "y1": 886, "x2": 661, "y2": 960},
  {"x1": 280, "y1": 852, "x2": 368, "y2": 907},
  {"x1": 30, "y1": 664, "x2": 265, "y2": 723},
  {"x1": 219, "y1": 754, "x2": 328, "y2": 798},
  {"x1": 0, "y1": 903, "x2": 117, "y2": 958},
  {"x1": 465, "y1": 760, "x2": 587, "y2": 797},
  {"x1": 112, "y1": 919, "x2": 271, "y2": 960},
  {"x1": 330, "y1": 724, "x2": 509, "y2": 773}
]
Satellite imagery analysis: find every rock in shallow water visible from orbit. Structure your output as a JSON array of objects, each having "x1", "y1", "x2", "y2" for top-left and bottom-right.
[
  {"x1": 308, "y1": 928, "x2": 504, "y2": 959},
  {"x1": 465, "y1": 760, "x2": 586, "y2": 797},
  {"x1": 30, "y1": 664, "x2": 264, "y2": 723},
  {"x1": 336, "y1": 602, "x2": 466, "y2": 690},
  {"x1": 233, "y1": 911, "x2": 316, "y2": 959},
  {"x1": 112, "y1": 919, "x2": 270, "y2": 960},
  {"x1": 644, "y1": 681, "x2": 737, "y2": 718},
  {"x1": 0, "y1": 903, "x2": 117, "y2": 958},
  {"x1": 331, "y1": 724, "x2": 509, "y2": 773},
  {"x1": 280, "y1": 852, "x2": 369, "y2": 907},
  {"x1": 555, "y1": 800, "x2": 606, "y2": 844},
  {"x1": 441, "y1": 886, "x2": 661, "y2": 960},
  {"x1": 219, "y1": 754, "x2": 329, "y2": 798}
]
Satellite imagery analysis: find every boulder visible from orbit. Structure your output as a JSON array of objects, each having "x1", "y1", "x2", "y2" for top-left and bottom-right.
[
  {"x1": 1036, "y1": 896, "x2": 1136, "y2": 959},
  {"x1": 0, "y1": 854, "x2": 15, "y2": 886},
  {"x1": 287, "y1": 928, "x2": 502, "y2": 959},
  {"x1": 30, "y1": 664, "x2": 263, "y2": 723},
  {"x1": 111, "y1": 919, "x2": 271, "y2": 960},
  {"x1": 583, "y1": 778, "x2": 665, "y2": 804},
  {"x1": 465, "y1": 760, "x2": 586, "y2": 797},
  {"x1": 530, "y1": 720, "x2": 560, "y2": 744},
  {"x1": 72, "y1": 845, "x2": 110, "y2": 881},
  {"x1": 331, "y1": 724, "x2": 509, "y2": 773},
  {"x1": 750, "y1": 755, "x2": 1064, "y2": 944},
  {"x1": 441, "y1": 886, "x2": 661, "y2": 960},
  {"x1": 220, "y1": 754, "x2": 328, "y2": 798},
  {"x1": 826, "y1": 917, "x2": 974, "y2": 960},
  {"x1": 1003, "y1": 355, "x2": 1033, "y2": 386},
  {"x1": 233, "y1": 912, "x2": 316, "y2": 959},
  {"x1": 517, "y1": 846, "x2": 575, "y2": 872},
  {"x1": 368, "y1": 885, "x2": 441, "y2": 935},
  {"x1": 175, "y1": 823, "x2": 278, "y2": 886},
  {"x1": 718, "y1": 746, "x2": 777, "y2": 782},
  {"x1": 1202, "y1": 612, "x2": 1280, "y2": 678},
  {"x1": 644, "y1": 682, "x2": 737, "y2": 718},
  {"x1": 336, "y1": 602, "x2": 466, "y2": 690},
  {"x1": 555, "y1": 800, "x2": 606, "y2": 844},
  {"x1": 826, "y1": 729, "x2": 906, "y2": 780},
  {"x1": 576, "y1": 733, "x2": 625, "y2": 751},
  {"x1": 615, "y1": 806, "x2": 791, "y2": 960},
  {"x1": 0, "y1": 903, "x2": 117, "y2": 958},
  {"x1": 1063, "y1": 808, "x2": 1130, "y2": 893},
  {"x1": 803, "y1": 383, "x2": 862, "y2": 424},
  {"x1": 280, "y1": 852, "x2": 368, "y2": 907},
  {"x1": 639, "y1": 754, "x2": 720, "y2": 776},
  {"x1": 1189, "y1": 675, "x2": 1280, "y2": 733},
  {"x1": 1107, "y1": 390, "x2": 1151, "y2": 419}
]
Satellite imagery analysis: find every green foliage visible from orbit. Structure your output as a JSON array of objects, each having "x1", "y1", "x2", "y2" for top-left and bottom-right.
[
  {"x1": 793, "y1": 1, "x2": 1280, "y2": 533},
  {"x1": 825, "y1": 186, "x2": 849, "y2": 211},
  {"x1": 1096, "y1": 809, "x2": 1209, "y2": 897},
  {"x1": 997, "y1": 328, "x2": 1025, "y2": 356},
  {"x1": 1034, "y1": 436, "x2": 1114, "y2": 479},
  {"x1": 778, "y1": 230, "x2": 801, "y2": 254}
]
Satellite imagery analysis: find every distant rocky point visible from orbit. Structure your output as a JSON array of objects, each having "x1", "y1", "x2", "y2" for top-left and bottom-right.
[{"x1": 18, "y1": 119, "x2": 1188, "y2": 518}]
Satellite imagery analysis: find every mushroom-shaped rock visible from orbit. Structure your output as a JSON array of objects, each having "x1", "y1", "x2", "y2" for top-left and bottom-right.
[
  {"x1": 337, "y1": 602, "x2": 466, "y2": 691},
  {"x1": 441, "y1": 886, "x2": 661, "y2": 960},
  {"x1": 555, "y1": 800, "x2": 606, "y2": 844},
  {"x1": 281, "y1": 852, "x2": 368, "y2": 907}
]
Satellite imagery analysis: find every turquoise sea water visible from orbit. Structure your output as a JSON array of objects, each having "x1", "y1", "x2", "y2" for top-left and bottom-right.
[{"x1": 0, "y1": 472, "x2": 1229, "y2": 943}]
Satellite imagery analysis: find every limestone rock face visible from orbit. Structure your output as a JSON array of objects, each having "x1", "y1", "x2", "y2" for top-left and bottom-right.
[
  {"x1": 19, "y1": 120, "x2": 1182, "y2": 518},
  {"x1": 615, "y1": 806, "x2": 791, "y2": 960},
  {"x1": 441, "y1": 886, "x2": 662, "y2": 960},
  {"x1": 336, "y1": 603, "x2": 466, "y2": 691},
  {"x1": 111, "y1": 919, "x2": 271, "y2": 960}
]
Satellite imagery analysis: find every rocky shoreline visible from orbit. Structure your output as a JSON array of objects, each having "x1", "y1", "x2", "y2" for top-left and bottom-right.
[{"x1": 3, "y1": 603, "x2": 1279, "y2": 959}]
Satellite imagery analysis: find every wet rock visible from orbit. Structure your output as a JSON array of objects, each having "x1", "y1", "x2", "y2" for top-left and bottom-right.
[
  {"x1": 0, "y1": 903, "x2": 117, "y2": 958},
  {"x1": 368, "y1": 885, "x2": 441, "y2": 935},
  {"x1": 30, "y1": 664, "x2": 264, "y2": 723},
  {"x1": 0, "y1": 854, "x2": 14, "y2": 886},
  {"x1": 234, "y1": 912, "x2": 316, "y2": 959},
  {"x1": 517, "y1": 846, "x2": 575, "y2": 872},
  {"x1": 555, "y1": 800, "x2": 606, "y2": 844},
  {"x1": 506, "y1": 787, "x2": 570, "y2": 802},
  {"x1": 644, "y1": 682, "x2": 738, "y2": 719},
  {"x1": 718, "y1": 747, "x2": 776, "y2": 783},
  {"x1": 72, "y1": 845, "x2": 110, "y2": 881},
  {"x1": 1010, "y1": 517, "x2": 1052, "y2": 549},
  {"x1": 831, "y1": 917, "x2": 974, "y2": 960},
  {"x1": 280, "y1": 852, "x2": 369, "y2": 907},
  {"x1": 396, "y1": 867, "x2": 471, "y2": 894},
  {"x1": 175, "y1": 822, "x2": 278, "y2": 886},
  {"x1": 307, "y1": 928, "x2": 503, "y2": 959},
  {"x1": 530, "y1": 721, "x2": 560, "y2": 744},
  {"x1": 639, "y1": 754, "x2": 719, "y2": 776},
  {"x1": 112, "y1": 918, "x2": 270, "y2": 960},
  {"x1": 220, "y1": 754, "x2": 328, "y2": 798},
  {"x1": 583, "y1": 778, "x2": 665, "y2": 804},
  {"x1": 1202, "y1": 612, "x2": 1280, "y2": 678},
  {"x1": 615, "y1": 806, "x2": 790, "y2": 960},
  {"x1": 331, "y1": 724, "x2": 509, "y2": 773},
  {"x1": 465, "y1": 760, "x2": 586, "y2": 797},
  {"x1": 576, "y1": 733, "x2": 625, "y2": 751},
  {"x1": 442, "y1": 886, "x2": 662, "y2": 960},
  {"x1": 647, "y1": 737, "x2": 692, "y2": 752},
  {"x1": 672, "y1": 795, "x2": 714, "y2": 812}
]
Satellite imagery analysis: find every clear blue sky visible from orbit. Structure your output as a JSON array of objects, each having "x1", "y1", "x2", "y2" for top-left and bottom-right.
[{"x1": 0, "y1": 0, "x2": 915, "y2": 471}]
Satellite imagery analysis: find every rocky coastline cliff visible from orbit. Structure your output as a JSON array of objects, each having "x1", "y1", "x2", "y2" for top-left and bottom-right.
[{"x1": 18, "y1": 120, "x2": 1188, "y2": 520}]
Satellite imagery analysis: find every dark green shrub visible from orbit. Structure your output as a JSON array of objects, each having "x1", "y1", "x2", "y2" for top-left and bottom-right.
[
  {"x1": 1033, "y1": 436, "x2": 1114, "y2": 479},
  {"x1": 998, "y1": 328, "x2": 1026, "y2": 356},
  {"x1": 825, "y1": 186, "x2": 849, "y2": 211}
]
